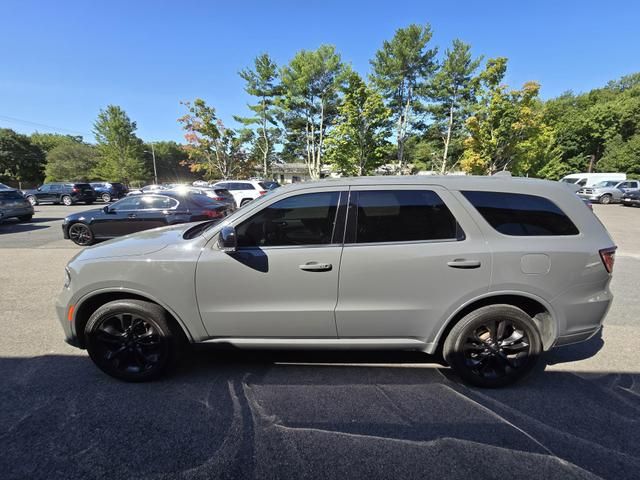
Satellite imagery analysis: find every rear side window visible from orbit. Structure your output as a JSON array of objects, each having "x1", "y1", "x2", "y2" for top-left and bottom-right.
[
  {"x1": 190, "y1": 194, "x2": 220, "y2": 207},
  {"x1": 350, "y1": 190, "x2": 461, "y2": 244},
  {"x1": 234, "y1": 182, "x2": 255, "y2": 190},
  {"x1": 462, "y1": 191, "x2": 579, "y2": 236},
  {"x1": 0, "y1": 191, "x2": 24, "y2": 200}
]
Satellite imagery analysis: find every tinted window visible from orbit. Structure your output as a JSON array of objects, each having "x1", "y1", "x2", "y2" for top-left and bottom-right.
[
  {"x1": 233, "y1": 182, "x2": 255, "y2": 190},
  {"x1": 112, "y1": 197, "x2": 144, "y2": 210},
  {"x1": 352, "y1": 190, "x2": 460, "y2": 244},
  {"x1": 237, "y1": 192, "x2": 340, "y2": 247},
  {"x1": 50, "y1": 185, "x2": 62, "y2": 192},
  {"x1": 462, "y1": 191, "x2": 579, "y2": 236},
  {"x1": 38, "y1": 185, "x2": 51, "y2": 193},
  {"x1": 190, "y1": 194, "x2": 220, "y2": 207},
  {"x1": 0, "y1": 191, "x2": 24, "y2": 200},
  {"x1": 576, "y1": 179, "x2": 587, "y2": 186},
  {"x1": 259, "y1": 181, "x2": 279, "y2": 190},
  {"x1": 145, "y1": 196, "x2": 178, "y2": 209}
]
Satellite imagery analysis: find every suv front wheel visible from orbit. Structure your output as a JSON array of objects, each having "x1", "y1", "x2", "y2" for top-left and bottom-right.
[
  {"x1": 443, "y1": 304, "x2": 542, "y2": 388},
  {"x1": 85, "y1": 300, "x2": 182, "y2": 382}
]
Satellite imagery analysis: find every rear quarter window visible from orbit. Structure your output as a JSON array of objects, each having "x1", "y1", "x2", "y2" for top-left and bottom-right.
[{"x1": 462, "y1": 191, "x2": 579, "y2": 236}]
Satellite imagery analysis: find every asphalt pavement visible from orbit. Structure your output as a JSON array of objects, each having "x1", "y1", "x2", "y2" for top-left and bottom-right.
[{"x1": 0, "y1": 202, "x2": 639, "y2": 479}]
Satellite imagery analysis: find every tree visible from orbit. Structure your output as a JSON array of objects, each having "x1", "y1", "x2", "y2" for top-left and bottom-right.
[
  {"x1": 0, "y1": 128, "x2": 45, "y2": 187},
  {"x1": 235, "y1": 53, "x2": 282, "y2": 177},
  {"x1": 325, "y1": 72, "x2": 391, "y2": 175},
  {"x1": 429, "y1": 39, "x2": 481, "y2": 173},
  {"x1": 142, "y1": 141, "x2": 194, "y2": 183},
  {"x1": 280, "y1": 45, "x2": 346, "y2": 179},
  {"x1": 370, "y1": 24, "x2": 437, "y2": 172},
  {"x1": 30, "y1": 133, "x2": 83, "y2": 153},
  {"x1": 597, "y1": 133, "x2": 640, "y2": 175},
  {"x1": 179, "y1": 99, "x2": 252, "y2": 180},
  {"x1": 44, "y1": 142, "x2": 97, "y2": 182},
  {"x1": 93, "y1": 105, "x2": 147, "y2": 182},
  {"x1": 460, "y1": 59, "x2": 555, "y2": 175}
]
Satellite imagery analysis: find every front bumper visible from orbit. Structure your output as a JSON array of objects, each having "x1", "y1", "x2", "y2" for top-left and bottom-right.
[
  {"x1": 56, "y1": 287, "x2": 81, "y2": 348},
  {"x1": 622, "y1": 197, "x2": 640, "y2": 206},
  {"x1": 1, "y1": 205, "x2": 34, "y2": 218},
  {"x1": 577, "y1": 193, "x2": 601, "y2": 202}
]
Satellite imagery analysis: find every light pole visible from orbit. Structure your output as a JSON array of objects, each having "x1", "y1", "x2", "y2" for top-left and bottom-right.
[{"x1": 145, "y1": 143, "x2": 158, "y2": 185}]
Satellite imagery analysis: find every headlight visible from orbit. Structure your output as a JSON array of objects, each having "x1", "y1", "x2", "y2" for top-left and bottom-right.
[{"x1": 64, "y1": 267, "x2": 71, "y2": 289}]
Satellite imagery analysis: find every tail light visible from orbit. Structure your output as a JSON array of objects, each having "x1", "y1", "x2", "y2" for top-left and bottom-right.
[
  {"x1": 72, "y1": 187, "x2": 79, "y2": 192},
  {"x1": 599, "y1": 247, "x2": 616, "y2": 273},
  {"x1": 259, "y1": 190, "x2": 267, "y2": 195},
  {"x1": 204, "y1": 209, "x2": 224, "y2": 219}
]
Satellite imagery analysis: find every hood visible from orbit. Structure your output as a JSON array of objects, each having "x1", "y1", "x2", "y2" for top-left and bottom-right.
[
  {"x1": 71, "y1": 223, "x2": 194, "y2": 262},
  {"x1": 65, "y1": 208, "x2": 104, "y2": 221}
]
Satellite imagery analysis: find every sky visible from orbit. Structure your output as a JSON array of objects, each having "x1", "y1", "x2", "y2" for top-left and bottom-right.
[{"x1": 1, "y1": 0, "x2": 639, "y2": 143}]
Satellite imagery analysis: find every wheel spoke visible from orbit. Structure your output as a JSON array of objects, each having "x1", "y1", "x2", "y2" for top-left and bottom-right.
[
  {"x1": 496, "y1": 320, "x2": 507, "y2": 341},
  {"x1": 105, "y1": 346, "x2": 127, "y2": 361},
  {"x1": 501, "y1": 330, "x2": 524, "y2": 345}
]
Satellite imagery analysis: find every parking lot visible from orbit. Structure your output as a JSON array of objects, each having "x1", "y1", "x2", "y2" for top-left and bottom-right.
[{"x1": 1, "y1": 203, "x2": 639, "y2": 479}]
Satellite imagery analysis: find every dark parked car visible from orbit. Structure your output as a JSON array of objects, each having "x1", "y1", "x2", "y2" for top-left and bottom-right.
[
  {"x1": 0, "y1": 189, "x2": 34, "y2": 222},
  {"x1": 621, "y1": 190, "x2": 640, "y2": 207},
  {"x1": 167, "y1": 185, "x2": 236, "y2": 211},
  {"x1": 62, "y1": 192, "x2": 231, "y2": 246},
  {"x1": 24, "y1": 183, "x2": 96, "y2": 206},
  {"x1": 259, "y1": 180, "x2": 280, "y2": 191},
  {"x1": 90, "y1": 182, "x2": 129, "y2": 202}
]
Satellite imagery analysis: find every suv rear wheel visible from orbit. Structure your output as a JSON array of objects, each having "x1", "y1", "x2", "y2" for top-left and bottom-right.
[
  {"x1": 85, "y1": 300, "x2": 182, "y2": 382},
  {"x1": 443, "y1": 304, "x2": 542, "y2": 388},
  {"x1": 61, "y1": 195, "x2": 73, "y2": 206}
]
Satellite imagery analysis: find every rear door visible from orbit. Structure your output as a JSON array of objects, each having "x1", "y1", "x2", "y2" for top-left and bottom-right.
[
  {"x1": 133, "y1": 195, "x2": 180, "y2": 231},
  {"x1": 334, "y1": 186, "x2": 491, "y2": 343}
]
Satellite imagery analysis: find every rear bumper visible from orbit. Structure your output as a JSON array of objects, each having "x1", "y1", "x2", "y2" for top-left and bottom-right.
[
  {"x1": 1, "y1": 205, "x2": 33, "y2": 217},
  {"x1": 622, "y1": 198, "x2": 640, "y2": 206},
  {"x1": 553, "y1": 326, "x2": 602, "y2": 347}
]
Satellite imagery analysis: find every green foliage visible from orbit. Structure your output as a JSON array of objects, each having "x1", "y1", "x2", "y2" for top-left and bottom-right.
[
  {"x1": 30, "y1": 133, "x2": 83, "y2": 153},
  {"x1": 142, "y1": 141, "x2": 194, "y2": 183},
  {"x1": 370, "y1": 24, "x2": 437, "y2": 170},
  {"x1": 92, "y1": 105, "x2": 147, "y2": 182},
  {"x1": 428, "y1": 39, "x2": 481, "y2": 173},
  {"x1": 325, "y1": 72, "x2": 391, "y2": 176},
  {"x1": 179, "y1": 99, "x2": 253, "y2": 180},
  {"x1": 44, "y1": 142, "x2": 97, "y2": 182},
  {"x1": 0, "y1": 128, "x2": 45, "y2": 185},
  {"x1": 235, "y1": 54, "x2": 282, "y2": 176},
  {"x1": 280, "y1": 45, "x2": 346, "y2": 179},
  {"x1": 461, "y1": 59, "x2": 555, "y2": 176},
  {"x1": 598, "y1": 134, "x2": 640, "y2": 175}
]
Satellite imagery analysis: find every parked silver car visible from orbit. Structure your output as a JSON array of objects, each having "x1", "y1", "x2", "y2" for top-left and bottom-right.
[
  {"x1": 56, "y1": 175, "x2": 616, "y2": 387},
  {"x1": 577, "y1": 179, "x2": 640, "y2": 204}
]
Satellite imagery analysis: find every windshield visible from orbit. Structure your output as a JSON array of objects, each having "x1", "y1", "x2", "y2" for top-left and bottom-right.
[{"x1": 560, "y1": 178, "x2": 578, "y2": 184}]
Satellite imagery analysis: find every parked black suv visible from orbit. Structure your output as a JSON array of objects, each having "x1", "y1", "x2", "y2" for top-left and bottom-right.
[
  {"x1": 90, "y1": 182, "x2": 129, "y2": 202},
  {"x1": 24, "y1": 183, "x2": 96, "y2": 206}
]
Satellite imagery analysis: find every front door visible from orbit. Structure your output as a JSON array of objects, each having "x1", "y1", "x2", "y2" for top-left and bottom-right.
[
  {"x1": 334, "y1": 186, "x2": 491, "y2": 343},
  {"x1": 196, "y1": 188, "x2": 347, "y2": 338}
]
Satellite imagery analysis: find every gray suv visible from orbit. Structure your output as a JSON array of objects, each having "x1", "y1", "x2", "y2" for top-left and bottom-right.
[{"x1": 56, "y1": 176, "x2": 616, "y2": 387}]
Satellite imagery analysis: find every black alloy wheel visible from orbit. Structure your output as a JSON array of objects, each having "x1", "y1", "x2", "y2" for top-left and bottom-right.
[
  {"x1": 444, "y1": 305, "x2": 542, "y2": 388},
  {"x1": 68, "y1": 223, "x2": 94, "y2": 246},
  {"x1": 85, "y1": 300, "x2": 180, "y2": 381}
]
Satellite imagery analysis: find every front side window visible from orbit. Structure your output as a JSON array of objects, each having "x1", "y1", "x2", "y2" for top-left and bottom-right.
[
  {"x1": 112, "y1": 196, "x2": 144, "y2": 211},
  {"x1": 145, "y1": 196, "x2": 178, "y2": 210},
  {"x1": 236, "y1": 192, "x2": 340, "y2": 247},
  {"x1": 350, "y1": 190, "x2": 461, "y2": 244},
  {"x1": 462, "y1": 191, "x2": 579, "y2": 236}
]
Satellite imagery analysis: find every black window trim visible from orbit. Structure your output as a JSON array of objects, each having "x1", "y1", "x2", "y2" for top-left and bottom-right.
[{"x1": 344, "y1": 188, "x2": 465, "y2": 246}]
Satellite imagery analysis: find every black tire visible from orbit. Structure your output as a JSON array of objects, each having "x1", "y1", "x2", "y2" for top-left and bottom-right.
[
  {"x1": 67, "y1": 222, "x2": 95, "y2": 246},
  {"x1": 443, "y1": 304, "x2": 542, "y2": 388},
  {"x1": 26, "y1": 195, "x2": 38, "y2": 206},
  {"x1": 101, "y1": 193, "x2": 112, "y2": 203},
  {"x1": 599, "y1": 194, "x2": 612, "y2": 205},
  {"x1": 85, "y1": 300, "x2": 183, "y2": 382},
  {"x1": 18, "y1": 215, "x2": 33, "y2": 222},
  {"x1": 240, "y1": 198, "x2": 252, "y2": 207},
  {"x1": 62, "y1": 195, "x2": 73, "y2": 206}
]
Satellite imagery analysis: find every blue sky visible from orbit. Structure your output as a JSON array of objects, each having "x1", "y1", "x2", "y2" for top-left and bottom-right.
[{"x1": 1, "y1": 0, "x2": 638, "y2": 143}]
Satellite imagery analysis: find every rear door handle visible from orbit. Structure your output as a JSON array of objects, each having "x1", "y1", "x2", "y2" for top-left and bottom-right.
[
  {"x1": 447, "y1": 259, "x2": 481, "y2": 269},
  {"x1": 299, "y1": 262, "x2": 332, "y2": 272}
]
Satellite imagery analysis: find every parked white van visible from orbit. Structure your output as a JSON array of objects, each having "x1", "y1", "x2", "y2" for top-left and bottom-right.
[{"x1": 560, "y1": 172, "x2": 626, "y2": 188}]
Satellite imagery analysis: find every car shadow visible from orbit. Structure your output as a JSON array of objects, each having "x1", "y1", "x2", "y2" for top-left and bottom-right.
[
  {"x1": 0, "y1": 217, "x2": 54, "y2": 233},
  {"x1": 1, "y1": 342, "x2": 638, "y2": 480}
]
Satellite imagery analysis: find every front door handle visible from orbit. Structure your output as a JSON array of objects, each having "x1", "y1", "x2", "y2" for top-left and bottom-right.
[
  {"x1": 299, "y1": 262, "x2": 332, "y2": 272},
  {"x1": 447, "y1": 259, "x2": 481, "y2": 269}
]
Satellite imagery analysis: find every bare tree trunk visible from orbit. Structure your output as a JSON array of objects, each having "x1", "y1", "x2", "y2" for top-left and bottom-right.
[
  {"x1": 316, "y1": 101, "x2": 325, "y2": 179},
  {"x1": 441, "y1": 104, "x2": 454, "y2": 174}
]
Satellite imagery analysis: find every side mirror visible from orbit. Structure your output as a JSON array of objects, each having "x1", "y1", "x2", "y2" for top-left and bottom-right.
[
  {"x1": 218, "y1": 225, "x2": 237, "y2": 253},
  {"x1": 36, "y1": 186, "x2": 41, "y2": 191},
  {"x1": 103, "y1": 205, "x2": 113, "y2": 214}
]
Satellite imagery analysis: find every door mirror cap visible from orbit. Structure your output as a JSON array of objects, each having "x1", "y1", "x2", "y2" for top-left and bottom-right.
[
  {"x1": 36, "y1": 186, "x2": 41, "y2": 191},
  {"x1": 103, "y1": 205, "x2": 113, "y2": 214},
  {"x1": 218, "y1": 225, "x2": 237, "y2": 253}
]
